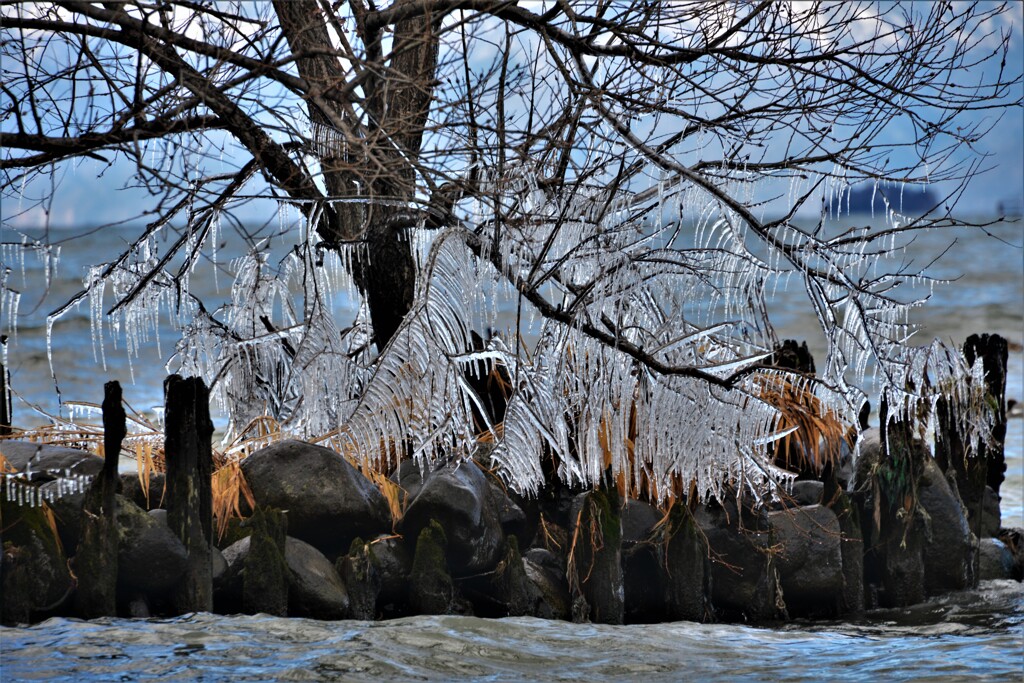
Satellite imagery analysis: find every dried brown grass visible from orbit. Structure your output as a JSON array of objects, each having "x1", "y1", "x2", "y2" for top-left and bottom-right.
[
  {"x1": 755, "y1": 373, "x2": 852, "y2": 475},
  {"x1": 211, "y1": 458, "x2": 256, "y2": 542}
]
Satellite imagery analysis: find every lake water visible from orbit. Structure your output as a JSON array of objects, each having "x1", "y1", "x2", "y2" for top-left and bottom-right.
[
  {"x1": 1, "y1": 219, "x2": 1022, "y2": 679},
  {"x1": 1, "y1": 579, "x2": 1022, "y2": 682}
]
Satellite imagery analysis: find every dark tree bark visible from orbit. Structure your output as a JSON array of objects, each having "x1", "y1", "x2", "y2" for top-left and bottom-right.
[
  {"x1": 0, "y1": 357, "x2": 10, "y2": 437},
  {"x1": 935, "y1": 333, "x2": 1008, "y2": 541},
  {"x1": 274, "y1": 0, "x2": 438, "y2": 350},
  {"x1": 272, "y1": 0, "x2": 365, "y2": 247}
]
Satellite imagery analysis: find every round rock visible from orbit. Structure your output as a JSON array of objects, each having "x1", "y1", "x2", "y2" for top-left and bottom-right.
[
  {"x1": 399, "y1": 461, "x2": 508, "y2": 575},
  {"x1": 0, "y1": 441, "x2": 101, "y2": 481},
  {"x1": 218, "y1": 534, "x2": 350, "y2": 619},
  {"x1": 769, "y1": 504, "x2": 843, "y2": 616},
  {"x1": 241, "y1": 440, "x2": 391, "y2": 557},
  {"x1": 116, "y1": 497, "x2": 188, "y2": 596}
]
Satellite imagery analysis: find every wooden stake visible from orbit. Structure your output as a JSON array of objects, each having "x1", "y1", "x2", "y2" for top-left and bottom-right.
[
  {"x1": 74, "y1": 381, "x2": 125, "y2": 618},
  {"x1": 164, "y1": 374, "x2": 214, "y2": 614}
]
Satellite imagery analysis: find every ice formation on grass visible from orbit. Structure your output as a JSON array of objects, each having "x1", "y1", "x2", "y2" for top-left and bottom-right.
[{"x1": 16, "y1": 163, "x2": 998, "y2": 508}]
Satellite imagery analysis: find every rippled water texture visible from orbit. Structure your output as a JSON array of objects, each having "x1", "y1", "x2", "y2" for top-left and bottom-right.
[{"x1": 2, "y1": 581, "x2": 1021, "y2": 682}]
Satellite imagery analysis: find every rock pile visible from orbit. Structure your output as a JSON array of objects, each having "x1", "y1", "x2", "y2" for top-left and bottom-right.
[{"x1": 2, "y1": 433, "x2": 1021, "y2": 625}]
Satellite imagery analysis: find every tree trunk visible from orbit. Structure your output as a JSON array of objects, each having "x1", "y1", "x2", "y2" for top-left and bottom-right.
[
  {"x1": 273, "y1": 0, "x2": 439, "y2": 350},
  {"x1": 271, "y1": 0, "x2": 364, "y2": 247}
]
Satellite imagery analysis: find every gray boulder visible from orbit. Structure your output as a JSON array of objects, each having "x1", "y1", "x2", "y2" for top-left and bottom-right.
[
  {"x1": 120, "y1": 473, "x2": 166, "y2": 511},
  {"x1": 997, "y1": 528, "x2": 1024, "y2": 581},
  {"x1": 790, "y1": 480, "x2": 824, "y2": 506},
  {"x1": 918, "y1": 459, "x2": 975, "y2": 594},
  {"x1": 0, "y1": 441, "x2": 101, "y2": 480},
  {"x1": 219, "y1": 535, "x2": 350, "y2": 619},
  {"x1": 769, "y1": 504, "x2": 843, "y2": 617},
  {"x1": 1, "y1": 498, "x2": 72, "y2": 624},
  {"x1": 399, "y1": 460, "x2": 517, "y2": 575},
  {"x1": 241, "y1": 440, "x2": 391, "y2": 558},
  {"x1": 5, "y1": 442, "x2": 99, "y2": 554},
  {"x1": 116, "y1": 496, "x2": 188, "y2": 596},
  {"x1": 977, "y1": 538, "x2": 1014, "y2": 581},
  {"x1": 523, "y1": 556, "x2": 571, "y2": 620},
  {"x1": 148, "y1": 508, "x2": 168, "y2": 526},
  {"x1": 40, "y1": 484, "x2": 86, "y2": 553},
  {"x1": 621, "y1": 498, "x2": 661, "y2": 548},
  {"x1": 286, "y1": 536, "x2": 350, "y2": 619},
  {"x1": 524, "y1": 547, "x2": 563, "y2": 574},
  {"x1": 697, "y1": 501, "x2": 782, "y2": 621}
]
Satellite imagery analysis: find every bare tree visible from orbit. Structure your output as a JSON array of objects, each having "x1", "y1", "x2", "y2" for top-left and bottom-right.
[{"x1": 1, "y1": 1, "x2": 1019, "y2": 501}]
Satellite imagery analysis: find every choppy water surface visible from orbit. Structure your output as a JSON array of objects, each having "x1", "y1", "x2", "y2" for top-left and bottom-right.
[{"x1": 2, "y1": 581, "x2": 1022, "y2": 682}]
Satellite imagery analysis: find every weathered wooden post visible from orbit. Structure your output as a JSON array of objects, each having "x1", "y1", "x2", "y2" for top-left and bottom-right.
[
  {"x1": 409, "y1": 520, "x2": 456, "y2": 615},
  {"x1": 164, "y1": 374, "x2": 214, "y2": 614},
  {"x1": 75, "y1": 381, "x2": 126, "y2": 618},
  {"x1": 873, "y1": 399, "x2": 926, "y2": 607},
  {"x1": 964, "y1": 334, "x2": 1008, "y2": 525},
  {"x1": 661, "y1": 502, "x2": 710, "y2": 622},
  {"x1": 243, "y1": 506, "x2": 289, "y2": 616},
  {"x1": 935, "y1": 333, "x2": 1008, "y2": 538},
  {"x1": 568, "y1": 488, "x2": 623, "y2": 624}
]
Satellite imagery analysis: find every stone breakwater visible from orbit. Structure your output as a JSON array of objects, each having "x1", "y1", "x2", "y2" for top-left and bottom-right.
[{"x1": 2, "y1": 433, "x2": 1021, "y2": 626}]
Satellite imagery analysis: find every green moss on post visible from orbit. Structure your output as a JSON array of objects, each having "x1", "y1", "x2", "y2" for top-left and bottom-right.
[
  {"x1": 409, "y1": 520, "x2": 454, "y2": 615},
  {"x1": 871, "y1": 411, "x2": 927, "y2": 608},
  {"x1": 243, "y1": 506, "x2": 288, "y2": 616},
  {"x1": 493, "y1": 535, "x2": 533, "y2": 617},
  {"x1": 662, "y1": 503, "x2": 709, "y2": 622},
  {"x1": 337, "y1": 537, "x2": 379, "y2": 620},
  {"x1": 569, "y1": 489, "x2": 623, "y2": 625}
]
